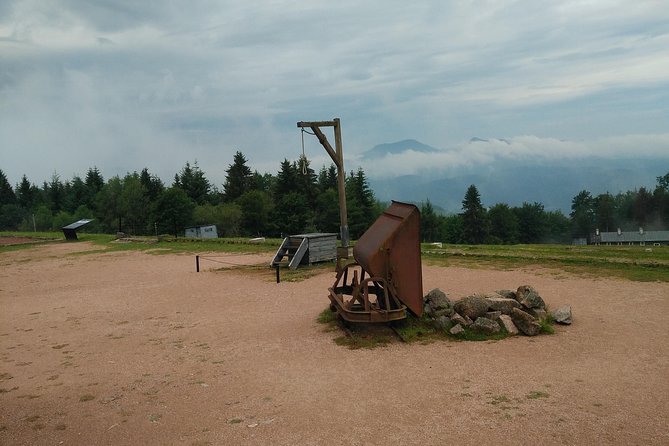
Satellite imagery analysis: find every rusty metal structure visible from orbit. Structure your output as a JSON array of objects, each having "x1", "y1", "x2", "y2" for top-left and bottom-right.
[
  {"x1": 328, "y1": 201, "x2": 423, "y2": 323},
  {"x1": 296, "y1": 118, "x2": 423, "y2": 323}
]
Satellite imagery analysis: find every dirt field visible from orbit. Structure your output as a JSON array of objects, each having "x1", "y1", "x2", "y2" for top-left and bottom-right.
[{"x1": 1, "y1": 243, "x2": 668, "y2": 445}]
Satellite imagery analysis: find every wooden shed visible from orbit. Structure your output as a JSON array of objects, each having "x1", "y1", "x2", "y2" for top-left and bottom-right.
[{"x1": 271, "y1": 233, "x2": 337, "y2": 269}]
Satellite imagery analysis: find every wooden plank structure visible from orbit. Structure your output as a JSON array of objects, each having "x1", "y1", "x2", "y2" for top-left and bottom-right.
[{"x1": 271, "y1": 233, "x2": 337, "y2": 269}]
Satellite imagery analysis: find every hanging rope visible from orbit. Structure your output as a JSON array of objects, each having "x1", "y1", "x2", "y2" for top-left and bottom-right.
[{"x1": 300, "y1": 129, "x2": 308, "y2": 175}]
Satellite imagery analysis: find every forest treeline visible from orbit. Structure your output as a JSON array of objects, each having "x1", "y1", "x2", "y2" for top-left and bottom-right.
[
  {"x1": 0, "y1": 152, "x2": 380, "y2": 239},
  {"x1": 422, "y1": 171, "x2": 669, "y2": 244},
  {"x1": 1, "y1": 155, "x2": 668, "y2": 244}
]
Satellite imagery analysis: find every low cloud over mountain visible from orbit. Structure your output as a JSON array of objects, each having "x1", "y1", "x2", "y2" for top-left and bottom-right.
[{"x1": 359, "y1": 135, "x2": 669, "y2": 213}]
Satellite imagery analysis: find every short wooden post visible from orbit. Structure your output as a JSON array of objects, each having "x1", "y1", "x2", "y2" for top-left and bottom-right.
[{"x1": 196, "y1": 255, "x2": 200, "y2": 273}]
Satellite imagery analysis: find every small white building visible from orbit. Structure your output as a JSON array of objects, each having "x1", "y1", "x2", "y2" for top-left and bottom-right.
[{"x1": 185, "y1": 225, "x2": 218, "y2": 239}]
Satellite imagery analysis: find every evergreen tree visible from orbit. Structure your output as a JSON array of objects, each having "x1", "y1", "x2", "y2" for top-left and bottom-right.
[
  {"x1": 594, "y1": 193, "x2": 616, "y2": 233},
  {"x1": 16, "y1": 175, "x2": 38, "y2": 210},
  {"x1": 154, "y1": 187, "x2": 195, "y2": 237},
  {"x1": 346, "y1": 168, "x2": 377, "y2": 239},
  {"x1": 174, "y1": 161, "x2": 211, "y2": 204},
  {"x1": 420, "y1": 200, "x2": 440, "y2": 242},
  {"x1": 273, "y1": 159, "x2": 299, "y2": 199},
  {"x1": 47, "y1": 173, "x2": 65, "y2": 212},
  {"x1": 95, "y1": 176, "x2": 124, "y2": 232},
  {"x1": 570, "y1": 190, "x2": 595, "y2": 238},
  {"x1": 295, "y1": 155, "x2": 318, "y2": 209},
  {"x1": 64, "y1": 175, "x2": 88, "y2": 213},
  {"x1": 488, "y1": 203, "x2": 520, "y2": 244},
  {"x1": 657, "y1": 171, "x2": 669, "y2": 191},
  {"x1": 248, "y1": 171, "x2": 274, "y2": 193},
  {"x1": 85, "y1": 167, "x2": 105, "y2": 205},
  {"x1": 460, "y1": 184, "x2": 488, "y2": 244},
  {"x1": 237, "y1": 190, "x2": 272, "y2": 236},
  {"x1": 632, "y1": 187, "x2": 653, "y2": 228},
  {"x1": 273, "y1": 192, "x2": 309, "y2": 236},
  {"x1": 513, "y1": 202, "x2": 546, "y2": 244},
  {"x1": 223, "y1": 151, "x2": 252, "y2": 202},
  {"x1": 314, "y1": 188, "x2": 340, "y2": 234},
  {"x1": 0, "y1": 169, "x2": 16, "y2": 205},
  {"x1": 317, "y1": 165, "x2": 338, "y2": 192},
  {"x1": 139, "y1": 168, "x2": 165, "y2": 202},
  {"x1": 0, "y1": 204, "x2": 23, "y2": 230},
  {"x1": 121, "y1": 173, "x2": 149, "y2": 234},
  {"x1": 440, "y1": 214, "x2": 464, "y2": 243}
]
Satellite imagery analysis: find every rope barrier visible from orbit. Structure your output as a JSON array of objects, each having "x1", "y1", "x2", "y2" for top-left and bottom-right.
[{"x1": 195, "y1": 254, "x2": 267, "y2": 272}]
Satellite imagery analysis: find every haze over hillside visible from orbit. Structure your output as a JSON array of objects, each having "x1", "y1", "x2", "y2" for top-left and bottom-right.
[{"x1": 360, "y1": 138, "x2": 669, "y2": 214}]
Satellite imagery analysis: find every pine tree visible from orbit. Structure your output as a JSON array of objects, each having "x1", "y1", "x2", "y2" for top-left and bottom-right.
[
  {"x1": 460, "y1": 184, "x2": 489, "y2": 244},
  {"x1": 570, "y1": 190, "x2": 595, "y2": 238},
  {"x1": 223, "y1": 151, "x2": 252, "y2": 202},
  {"x1": 274, "y1": 159, "x2": 299, "y2": 199},
  {"x1": 346, "y1": 168, "x2": 377, "y2": 239},
  {"x1": 295, "y1": 155, "x2": 318, "y2": 209},
  {"x1": 488, "y1": 203, "x2": 520, "y2": 244},
  {"x1": 420, "y1": 200, "x2": 440, "y2": 242},
  {"x1": 140, "y1": 168, "x2": 165, "y2": 201},
  {"x1": 174, "y1": 161, "x2": 211, "y2": 204},
  {"x1": 0, "y1": 169, "x2": 16, "y2": 205},
  {"x1": 16, "y1": 175, "x2": 37, "y2": 210}
]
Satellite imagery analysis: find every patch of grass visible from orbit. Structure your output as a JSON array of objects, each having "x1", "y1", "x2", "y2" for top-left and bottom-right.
[
  {"x1": 317, "y1": 307, "x2": 338, "y2": 324},
  {"x1": 79, "y1": 394, "x2": 95, "y2": 402},
  {"x1": 539, "y1": 318, "x2": 555, "y2": 334},
  {"x1": 227, "y1": 418, "x2": 243, "y2": 424},
  {"x1": 276, "y1": 262, "x2": 335, "y2": 282},
  {"x1": 490, "y1": 394, "x2": 511, "y2": 405},
  {"x1": 334, "y1": 334, "x2": 392, "y2": 350},
  {"x1": 148, "y1": 414, "x2": 162, "y2": 423},
  {"x1": 54, "y1": 423, "x2": 67, "y2": 431},
  {"x1": 393, "y1": 315, "x2": 437, "y2": 342},
  {"x1": 526, "y1": 390, "x2": 550, "y2": 399},
  {"x1": 422, "y1": 243, "x2": 669, "y2": 282},
  {"x1": 452, "y1": 327, "x2": 509, "y2": 342}
]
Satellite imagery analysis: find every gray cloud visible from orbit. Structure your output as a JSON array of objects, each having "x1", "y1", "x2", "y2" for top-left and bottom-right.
[{"x1": 1, "y1": 0, "x2": 668, "y2": 188}]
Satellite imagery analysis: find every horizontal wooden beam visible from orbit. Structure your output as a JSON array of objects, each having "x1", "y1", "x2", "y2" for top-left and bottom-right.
[{"x1": 297, "y1": 120, "x2": 338, "y2": 128}]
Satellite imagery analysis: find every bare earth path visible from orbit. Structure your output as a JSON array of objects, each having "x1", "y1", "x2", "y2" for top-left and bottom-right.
[{"x1": 1, "y1": 243, "x2": 668, "y2": 445}]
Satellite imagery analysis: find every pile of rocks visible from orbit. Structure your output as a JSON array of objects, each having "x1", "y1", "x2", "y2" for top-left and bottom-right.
[{"x1": 423, "y1": 285, "x2": 572, "y2": 337}]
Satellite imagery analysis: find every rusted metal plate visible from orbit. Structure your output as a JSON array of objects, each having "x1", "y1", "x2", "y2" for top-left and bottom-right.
[{"x1": 352, "y1": 201, "x2": 423, "y2": 316}]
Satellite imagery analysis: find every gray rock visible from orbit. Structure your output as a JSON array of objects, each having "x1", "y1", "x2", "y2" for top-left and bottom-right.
[
  {"x1": 552, "y1": 305, "x2": 573, "y2": 325},
  {"x1": 433, "y1": 315, "x2": 451, "y2": 331},
  {"x1": 510, "y1": 308, "x2": 541, "y2": 336},
  {"x1": 484, "y1": 292, "x2": 504, "y2": 299},
  {"x1": 496, "y1": 289, "x2": 517, "y2": 300},
  {"x1": 516, "y1": 285, "x2": 546, "y2": 310},
  {"x1": 471, "y1": 317, "x2": 501, "y2": 335},
  {"x1": 449, "y1": 324, "x2": 465, "y2": 335},
  {"x1": 453, "y1": 295, "x2": 489, "y2": 320},
  {"x1": 423, "y1": 303, "x2": 433, "y2": 317},
  {"x1": 498, "y1": 314, "x2": 519, "y2": 335},
  {"x1": 529, "y1": 308, "x2": 548, "y2": 321},
  {"x1": 485, "y1": 297, "x2": 521, "y2": 315},
  {"x1": 450, "y1": 312, "x2": 465, "y2": 325},
  {"x1": 424, "y1": 288, "x2": 454, "y2": 317},
  {"x1": 486, "y1": 311, "x2": 502, "y2": 321}
]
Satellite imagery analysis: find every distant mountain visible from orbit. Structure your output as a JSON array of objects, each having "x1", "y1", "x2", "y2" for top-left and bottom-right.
[
  {"x1": 362, "y1": 139, "x2": 668, "y2": 214},
  {"x1": 364, "y1": 139, "x2": 440, "y2": 158}
]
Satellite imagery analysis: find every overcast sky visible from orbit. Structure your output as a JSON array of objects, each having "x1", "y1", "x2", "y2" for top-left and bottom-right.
[{"x1": 1, "y1": 0, "x2": 668, "y2": 188}]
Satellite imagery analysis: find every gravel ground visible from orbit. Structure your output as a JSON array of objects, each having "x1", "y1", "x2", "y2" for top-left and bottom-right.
[{"x1": 1, "y1": 242, "x2": 668, "y2": 445}]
